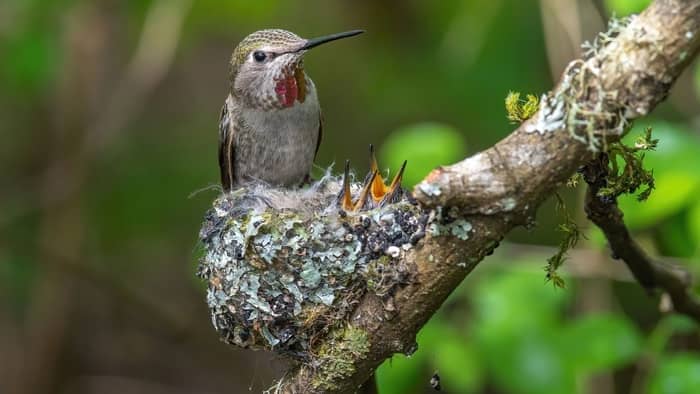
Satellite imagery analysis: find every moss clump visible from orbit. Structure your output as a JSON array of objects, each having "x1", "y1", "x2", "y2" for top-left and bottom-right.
[
  {"x1": 311, "y1": 325, "x2": 370, "y2": 391},
  {"x1": 597, "y1": 127, "x2": 657, "y2": 201},
  {"x1": 505, "y1": 91, "x2": 540, "y2": 124},
  {"x1": 544, "y1": 193, "x2": 583, "y2": 289},
  {"x1": 546, "y1": 128, "x2": 657, "y2": 288}
]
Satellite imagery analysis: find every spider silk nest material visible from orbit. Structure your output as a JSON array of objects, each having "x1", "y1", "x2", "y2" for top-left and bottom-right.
[{"x1": 197, "y1": 171, "x2": 430, "y2": 359}]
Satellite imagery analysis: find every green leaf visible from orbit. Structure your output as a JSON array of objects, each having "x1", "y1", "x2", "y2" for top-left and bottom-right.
[
  {"x1": 379, "y1": 123, "x2": 467, "y2": 188},
  {"x1": 604, "y1": 0, "x2": 651, "y2": 16},
  {"x1": 648, "y1": 354, "x2": 700, "y2": 394},
  {"x1": 562, "y1": 314, "x2": 642, "y2": 373}
]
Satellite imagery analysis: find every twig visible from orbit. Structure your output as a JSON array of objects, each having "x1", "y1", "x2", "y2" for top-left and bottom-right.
[{"x1": 583, "y1": 154, "x2": 700, "y2": 323}]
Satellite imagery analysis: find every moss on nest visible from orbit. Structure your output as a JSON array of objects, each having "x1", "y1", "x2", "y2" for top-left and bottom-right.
[
  {"x1": 197, "y1": 176, "x2": 428, "y2": 358},
  {"x1": 311, "y1": 325, "x2": 370, "y2": 391}
]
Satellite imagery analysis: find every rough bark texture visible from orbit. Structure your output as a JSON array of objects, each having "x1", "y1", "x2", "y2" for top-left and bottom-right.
[{"x1": 275, "y1": 1, "x2": 700, "y2": 392}]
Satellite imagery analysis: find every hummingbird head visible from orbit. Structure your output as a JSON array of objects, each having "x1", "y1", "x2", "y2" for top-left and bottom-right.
[{"x1": 229, "y1": 29, "x2": 363, "y2": 109}]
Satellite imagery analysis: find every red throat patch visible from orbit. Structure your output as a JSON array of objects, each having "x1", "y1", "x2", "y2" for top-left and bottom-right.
[{"x1": 275, "y1": 67, "x2": 306, "y2": 108}]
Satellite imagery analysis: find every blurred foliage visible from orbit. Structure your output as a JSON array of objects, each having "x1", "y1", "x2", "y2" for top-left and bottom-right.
[
  {"x1": 617, "y1": 122, "x2": 700, "y2": 230},
  {"x1": 377, "y1": 268, "x2": 644, "y2": 394},
  {"x1": 604, "y1": 0, "x2": 652, "y2": 16},
  {"x1": 379, "y1": 123, "x2": 467, "y2": 187},
  {"x1": 2, "y1": 0, "x2": 700, "y2": 393},
  {"x1": 648, "y1": 354, "x2": 700, "y2": 394},
  {"x1": 378, "y1": 266, "x2": 700, "y2": 394}
]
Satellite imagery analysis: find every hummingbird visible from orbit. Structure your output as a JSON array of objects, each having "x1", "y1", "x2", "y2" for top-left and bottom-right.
[{"x1": 218, "y1": 29, "x2": 364, "y2": 191}]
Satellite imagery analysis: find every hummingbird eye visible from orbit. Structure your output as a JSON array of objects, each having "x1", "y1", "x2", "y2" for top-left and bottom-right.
[{"x1": 252, "y1": 51, "x2": 267, "y2": 63}]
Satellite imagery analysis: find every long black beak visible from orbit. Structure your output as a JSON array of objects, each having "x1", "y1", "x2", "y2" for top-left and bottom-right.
[{"x1": 299, "y1": 30, "x2": 364, "y2": 51}]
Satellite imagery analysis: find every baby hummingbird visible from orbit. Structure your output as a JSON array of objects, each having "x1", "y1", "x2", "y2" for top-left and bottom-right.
[{"x1": 218, "y1": 29, "x2": 364, "y2": 191}]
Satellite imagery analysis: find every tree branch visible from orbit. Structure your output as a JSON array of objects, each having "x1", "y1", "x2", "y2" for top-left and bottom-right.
[
  {"x1": 583, "y1": 154, "x2": 700, "y2": 322},
  {"x1": 274, "y1": 0, "x2": 700, "y2": 392}
]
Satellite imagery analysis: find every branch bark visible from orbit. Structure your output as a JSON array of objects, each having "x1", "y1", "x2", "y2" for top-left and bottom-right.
[
  {"x1": 583, "y1": 154, "x2": 700, "y2": 322},
  {"x1": 276, "y1": 0, "x2": 700, "y2": 392}
]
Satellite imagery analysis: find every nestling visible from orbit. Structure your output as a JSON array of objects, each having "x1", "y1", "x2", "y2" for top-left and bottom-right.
[{"x1": 218, "y1": 29, "x2": 364, "y2": 191}]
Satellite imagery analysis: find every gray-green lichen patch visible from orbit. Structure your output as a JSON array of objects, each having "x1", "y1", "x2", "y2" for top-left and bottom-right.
[
  {"x1": 418, "y1": 182, "x2": 442, "y2": 197},
  {"x1": 525, "y1": 16, "x2": 636, "y2": 151},
  {"x1": 197, "y1": 176, "x2": 428, "y2": 358},
  {"x1": 427, "y1": 206, "x2": 473, "y2": 240},
  {"x1": 449, "y1": 219, "x2": 473, "y2": 240}
]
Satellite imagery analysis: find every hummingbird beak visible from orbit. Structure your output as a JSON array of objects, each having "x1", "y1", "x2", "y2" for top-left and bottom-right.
[{"x1": 298, "y1": 30, "x2": 364, "y2": 51}]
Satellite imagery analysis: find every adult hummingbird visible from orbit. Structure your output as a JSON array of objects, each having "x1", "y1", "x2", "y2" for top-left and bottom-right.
[{"x1": 218, "y1": 29, "x2": 364, "y2": 191}]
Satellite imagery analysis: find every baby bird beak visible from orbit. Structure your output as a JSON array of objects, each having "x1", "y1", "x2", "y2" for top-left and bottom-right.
[{"x1": 337, "y1": 145, "x2": 407, "y2": 212}]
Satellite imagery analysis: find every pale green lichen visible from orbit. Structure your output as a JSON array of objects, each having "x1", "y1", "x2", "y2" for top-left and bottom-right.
[
  {"x1": 197, "y1": 177, "x2": 427, "y2": 357},
  {"x1": 427, "y1": 207, "x2": 473, "y2": 240},
  {"x1": 524, "y1": 16, "x2": 638, "y2": 152},
  {"x1": 450, "y1": 219, "x2": 473, "y2": 240},
  {"x1": 499, "y1": 196, "x2": 518, "y2": 212},
  {"x1": 418, "y1": 182, "x2": 442, "y2": 197},
  {"x1": 311, "y1": 325, "x2": 370, "y2": 391}
]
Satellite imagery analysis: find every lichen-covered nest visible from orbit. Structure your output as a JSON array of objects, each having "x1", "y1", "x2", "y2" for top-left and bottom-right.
[{"x1": 197, "y1": 175, "x2": 429, "y2": 358}]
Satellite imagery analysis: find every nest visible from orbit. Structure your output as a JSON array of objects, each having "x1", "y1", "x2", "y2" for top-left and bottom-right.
[{"x1": 197, "y1": 170, "x2": 429, "y2": 358}]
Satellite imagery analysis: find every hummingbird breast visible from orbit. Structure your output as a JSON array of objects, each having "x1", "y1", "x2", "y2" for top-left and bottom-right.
[{"x1": 235, "y1": 79, "x2": 320, "y2": 186}]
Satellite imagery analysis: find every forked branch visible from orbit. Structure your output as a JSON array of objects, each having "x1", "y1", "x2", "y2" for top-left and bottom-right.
[{"x1": 583, "y1": 154, "x2": 700, "y2": 323}]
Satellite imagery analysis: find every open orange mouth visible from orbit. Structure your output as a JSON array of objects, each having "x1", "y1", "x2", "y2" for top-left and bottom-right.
[{"x1": 338, "y1": 145, "x2": 407, "y2": 211}]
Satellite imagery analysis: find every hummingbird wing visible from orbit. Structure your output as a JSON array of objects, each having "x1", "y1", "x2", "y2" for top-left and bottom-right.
[
  {"x1": 314, "y1": 110, "x2": 323, "y2": 160},
  {"x1": 218, "y1": 95, "x2": 236, "y2": 191}
]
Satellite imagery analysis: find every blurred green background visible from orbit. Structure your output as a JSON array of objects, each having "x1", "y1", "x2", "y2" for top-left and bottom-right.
[{"x1": 2, "y1": 0, "x2": 700, "y2": 393}]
